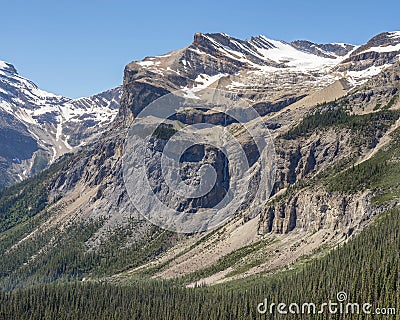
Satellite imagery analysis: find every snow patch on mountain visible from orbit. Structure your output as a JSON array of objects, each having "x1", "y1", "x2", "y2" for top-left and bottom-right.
[
  {"x1": 255, "y1": 36, "x2": 339, "y2": 71},
  {"x1": 362, "y1": 43, "x2": 400, "y2": 54},
  {"x1": 388, "y1": 31, "x2": 400, "y2": 39},
  {"x1": 182, "y1": 73, "x2": 227, "y2": 98},
  {"x1": 345, "y1": 64, "x2": 392, "y2": 86}
]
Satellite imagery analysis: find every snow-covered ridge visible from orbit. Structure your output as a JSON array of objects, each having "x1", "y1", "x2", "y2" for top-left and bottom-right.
[
  {"x1": 0, "y1": 61, "x2": 120, "y2": 125},
  {"x1": 0, "y1": 60, "x2": 17, "y2": 74},
  {"x1": 133, "y1": 32, "x2": 357, "y2": 80},
  {"x1": 361, "y1": 43, "x2": 400, "y2": 54},
  {"x1": 194, "y1": 33, "x2": 353, "y2": 72},
  {"x1": 353, "y1": 31, "x2": 400, "y2": 55},
  {"x1": 389, "y1": 31, "x2": 400, "y2": 39},
  {"x1": 128, "y1": 31, "x2": 400, "y2": 102},
  {"x1": 254, "y1": 36, "x2": 339, "y2": 70}
]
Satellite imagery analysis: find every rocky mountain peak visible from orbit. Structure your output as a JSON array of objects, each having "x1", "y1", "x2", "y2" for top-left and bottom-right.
[
  {"x1": 189, "y1": 32, "x2": 281, "y2": 67},
  {"x1": 250, "y1": 35, "x2": 278, "y2": 49},
  {"x1": 192, "y1": 32, "x2": 211, "y2": 46},
  {"x1": 290, "y1": 40, "x2": 355, "y2": 58},
  {"x1": 120, "y1": 30, "x2": 400, "y2": 122},
  {"x1": 350, "y1": 31, "x2": 400, "y2": 56},
  {"x1": 0, "y1": 61, "x2": 17, "y2": 74}
]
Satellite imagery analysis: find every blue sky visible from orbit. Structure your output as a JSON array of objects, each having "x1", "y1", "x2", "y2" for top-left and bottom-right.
[{"x1": 1, "y1": 0, "x2": 399, "y2": 98}]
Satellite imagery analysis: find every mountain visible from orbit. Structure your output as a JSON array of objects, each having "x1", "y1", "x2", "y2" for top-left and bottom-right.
[
  {"x1": 0, "y1": 31, "x2": 400, "y2": 318},
  {"x1": 121, "y1": 32, "x2": 356, "y2": 119},
  {"x1": 0, "y1": 61, "x2": 121, "y2": 188}
]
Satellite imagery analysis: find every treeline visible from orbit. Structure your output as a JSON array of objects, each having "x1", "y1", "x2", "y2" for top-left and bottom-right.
[
  {"x1": 1, "y1": 207, "x2": 399, "y2": 319},
  {"x1": 327, "y1": 127, "x2": 400, "y2": 200},
  {"x1": 0, "y1": 218, "x2": 176, "y2": 291},
  {"x1": 283, "y1": 105, "x2": 399, "y2": 141}
]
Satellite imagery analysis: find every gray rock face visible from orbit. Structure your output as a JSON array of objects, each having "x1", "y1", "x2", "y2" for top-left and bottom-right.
[
  {"x1": 142, "y1": 140, "x2": 230, "y2": 214},
  {"x1": 291, "y1": 40, "x2": 355, "y2": 58},
  {"x1": 259, "y1": 189, "x2": 371, "y2": 235},
  {"x1": 0, "y1": 109, "x2": 38, "y2": 186},
  {"x1": 119, "y1": 69, "x2": 173, "y2": 120}
]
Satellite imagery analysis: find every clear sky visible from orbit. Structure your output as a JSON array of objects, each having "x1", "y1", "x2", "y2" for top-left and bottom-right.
[{"x1": 1, "y1": 0, "x2": 399, "y2": 98}]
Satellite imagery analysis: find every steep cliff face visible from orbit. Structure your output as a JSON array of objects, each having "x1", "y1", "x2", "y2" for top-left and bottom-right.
[
  {"x1": 260, "y1": 127, "x2": 365, "y2": 236},
  {"x1": 0, "y1": 110, "x2": 39, "y2": 187},
  {"x1": 119, "y1": 67, "x2": 174, "y2": 121},
  {"x1": 259, "y1": 189, "x2": 371, "y2": 235}
]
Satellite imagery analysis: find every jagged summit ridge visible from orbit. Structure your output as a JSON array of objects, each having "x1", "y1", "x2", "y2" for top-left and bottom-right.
[
  {"x1": 130, "y1": 31, "x2": 358, "y2": 88},
  {"x1": 123, "y1": 32, "x2": 396, "y2": 119},
  {"x1": 0, "y1": 60, "x2": 18, "y2": 74},
  {"x1": 290, "y1": 40, "x2": 355, "y2": 58},
  {"x1": 125, "y1": 31, "x2": 400, "y2": 102},
  {"x1": 189, "y1": 32, "x2": 349, "y2": 70}
]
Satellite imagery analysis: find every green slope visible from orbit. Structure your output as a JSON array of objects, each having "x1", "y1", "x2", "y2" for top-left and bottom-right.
[{"x1": 0, "y1": 207, "x2": 398, "y2": 319}]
